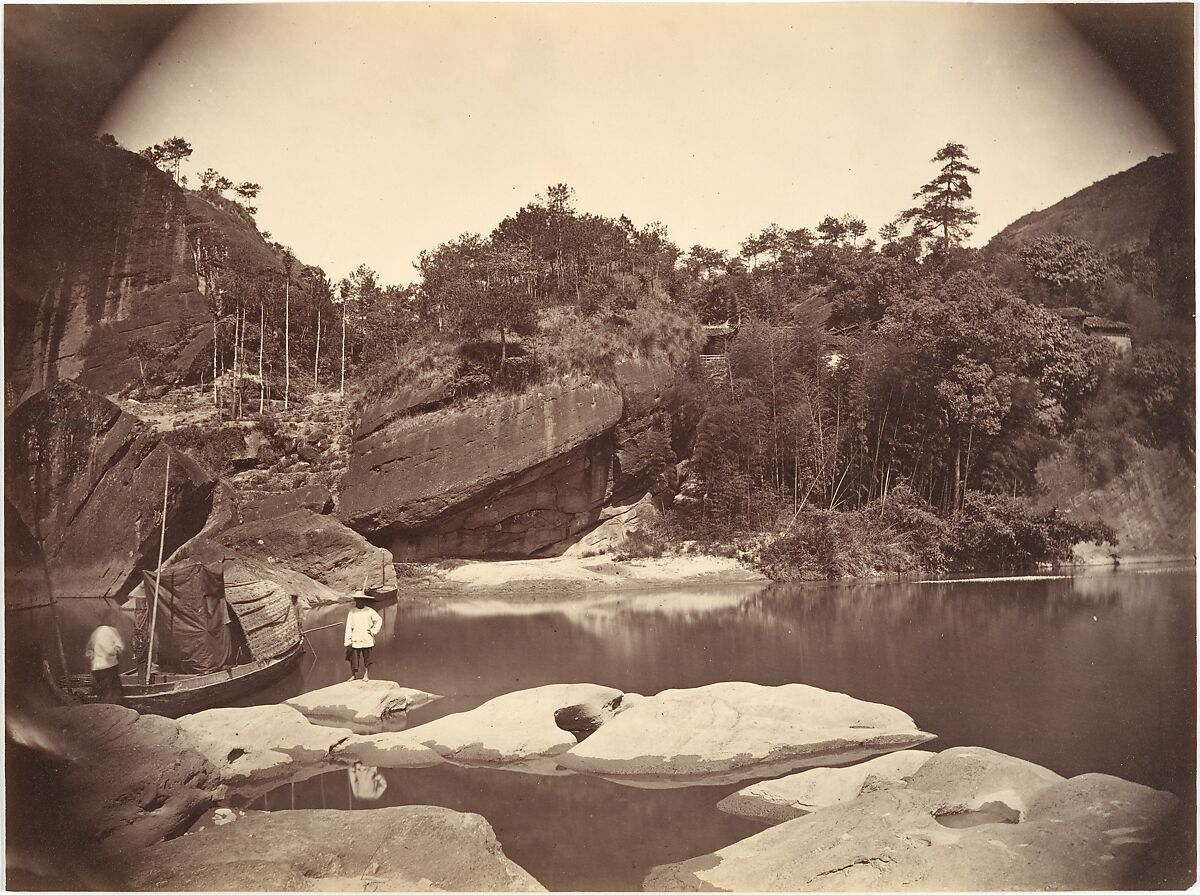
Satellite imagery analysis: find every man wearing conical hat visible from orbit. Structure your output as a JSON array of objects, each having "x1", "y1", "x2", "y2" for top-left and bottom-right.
[{"x1": 343, "y1": 591, "x2": 383, "y2": 682}]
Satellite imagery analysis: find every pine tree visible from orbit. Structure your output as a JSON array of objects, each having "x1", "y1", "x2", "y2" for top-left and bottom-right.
[{"x1": 897, "y1": 142, "x2": 980, "y2": 254}]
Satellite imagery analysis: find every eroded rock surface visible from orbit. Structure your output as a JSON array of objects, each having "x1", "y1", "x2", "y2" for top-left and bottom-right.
[
  {"x1": 5, "y1": 382, "x2": 217, "y2": 601},
  {"x1": 39, "y1": 705, "x2": 222, "y2": 854},
  {"x1": 177, "y1": 704, "x2": 351, "y2": 796},
  {"x1": 285, "y1": 679, "x2": 440, "y2": 730},
  {"x1": 341, "y1": 380, "x2": 623, "y2": 559},
  {"x1": 129, "y1": 805, "x2": 545, "y2": 891},
  {"x1": 718, "y1": 750, "x2": 935, "y2": 823},
  {"x1": 559, "y1": 682, "x2": 936, "y2": 785},
  {"x1": 331, "y1": 732, "x2": 446, "y2": 769},
  {"x1": 648, "y1": 747, "x2": 1181, "y2": 891},
  {"x1": 211, "y1": 509, "x2": 397, "y2": 595},
  {"x1": 401, "y1": 683, "x2": 625, "y2": 770}
]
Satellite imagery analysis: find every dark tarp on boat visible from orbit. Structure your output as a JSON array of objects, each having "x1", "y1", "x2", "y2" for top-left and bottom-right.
[{"x1": 141, "y1": 562, "x2": 232, "y2": 674}]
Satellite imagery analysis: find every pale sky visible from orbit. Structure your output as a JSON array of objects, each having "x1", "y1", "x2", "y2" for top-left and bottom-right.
[{"x1": 101, "y1": 3, "x2": 1176, "y2": 286}]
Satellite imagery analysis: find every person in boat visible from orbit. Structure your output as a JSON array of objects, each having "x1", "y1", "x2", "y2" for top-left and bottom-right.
[
  {"x1": 344, "y1": 591, "x2": 383, "y2": 682},
  {"x1": 84, "y1": 612, "x2": 125, "y2": 704}
]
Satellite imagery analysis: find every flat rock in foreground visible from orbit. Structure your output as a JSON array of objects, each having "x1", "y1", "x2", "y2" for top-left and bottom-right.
[
  {"x1": 718, "y1": 750, "x2": 935, "y2": 823},
  {"x1": 285, "y1": 679, "x2": 440, "y2": 730},
  {"x1": 403, "y1": 683, "x2": 625, "y2": 769},
  {"x1": 647, "y1": 747, "x2": 1181, "y2": 891},
  {"x1": 177, "y1": 704, "x2": 352, "y2": 795},
  {"x1": 558, "y1": 682, "x2": 936, "y2": 785},
  {"x1": 128, "y1": 805, "x2": 545, "y2": 891}
]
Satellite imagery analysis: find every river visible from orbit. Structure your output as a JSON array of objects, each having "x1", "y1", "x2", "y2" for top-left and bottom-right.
[{"x1": 231, "y1": 565, "x2": 1196, "y2": 890}]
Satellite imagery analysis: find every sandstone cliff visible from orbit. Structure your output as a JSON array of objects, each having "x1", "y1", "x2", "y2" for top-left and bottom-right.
[
  {"x1": 340, "y1": 360, "x2": 679, "y2": 559},
  {"x1": 5, "y1": 139, "x2": 286, "y2": 402},
  {"x1": 4, "y1": 381, "x2": 219, "y2": 604}
]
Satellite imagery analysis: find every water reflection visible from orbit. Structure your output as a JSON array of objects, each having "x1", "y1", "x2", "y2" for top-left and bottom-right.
[
  {"x1": 347, "y1": 764, "x2": 387, "y2": 801},
  {"x1": 230, "y1": 566, "x2": 1191, "y2": 892}
]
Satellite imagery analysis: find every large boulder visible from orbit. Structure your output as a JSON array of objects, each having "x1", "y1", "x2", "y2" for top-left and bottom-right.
[
  {"x1": 718, "y1": 750, "x2": 935, "y2": 823},
  {"x1": 560, "y1": 493, "x2": 659, "y2": 557},
  {"x1": 647, "y1": 748, "x2": 1181, "y2": 891},
  {"x1": 340, "y1": 380, "x2": 623, "y2": 559},
  {"x1": 210, "y1": 510, "x2": 397, "y2": 595},
  {"x1": 558, "y1": 682, "x2": 936, "y2": 785},
  {"x1": 238, "y1": 483, "x2": 334, "y2": 523},
  {"x1": 399, "y1": 683, "x2": 626, "y2": 770},
  {"x1": 177, "y1": 704, "x2": 352, "y2": 796},
  {"x1": 127, "y1": 805, "x2": 545, "y2": 891},
  {"x1": 5, "y1": 381, "x2": 218, "y2": 602},
  {"x1": 285, "y1": 679, "x2": 440, "y2": 731},
  {"x1": 37, "y1": 705, "x2": 222, "y2": 854}
]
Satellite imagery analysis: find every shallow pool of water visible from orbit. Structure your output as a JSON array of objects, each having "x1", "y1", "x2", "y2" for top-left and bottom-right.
[{"x1": 235, "y1": 565, "x2": 1195, "y2": 890}]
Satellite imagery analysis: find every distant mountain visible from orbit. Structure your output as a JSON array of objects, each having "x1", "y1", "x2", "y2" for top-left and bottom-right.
[{"x1": 989, "y1": 154, "x2": 1185, "y2": 255}]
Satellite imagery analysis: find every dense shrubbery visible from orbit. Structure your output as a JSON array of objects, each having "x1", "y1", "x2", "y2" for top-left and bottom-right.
[{"x1": 756, "y1": 487, "x2": 1114, "y2": 581}]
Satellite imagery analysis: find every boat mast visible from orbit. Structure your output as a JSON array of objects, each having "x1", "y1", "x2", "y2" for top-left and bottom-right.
[{"x1": 144, "y1": 453, "x2": 172, "y2": 685}]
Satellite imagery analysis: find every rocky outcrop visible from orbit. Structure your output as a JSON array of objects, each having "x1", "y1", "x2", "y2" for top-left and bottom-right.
[
  {"x1": 5, "y1": 381, "x2": 218, "y2": 601},
  {"x1": 176, "y1": 704, "x2": 352, "y2": 797},
  {"x1": 718, "y1": 750, "x2": 935, "y2": 823},
  {"x1": 395, "y1": 683, "x2": 626, "y2": 771},
  {"x1": 561, "y1": 493, "x2": 659, "y2": 557},
  {"x1": 338, "y1": 355, "x2": 689, "y2": 559},
  {"x1": 40, "y1": 705, "x2": 222, "y2": 854},
  {"x1": 647, "y1": 747, "x2": 1180, "y2": 891},
  {"x1": 128, "y1": 805, "x2": 545, "y2": 891},
  {"x1": 6, "y1": 134, "x2": 288, "y2": 401},
  {"x1": 207, "y1": 510, "x2": 397, "y2": 595},
  {"x1": 558, "y1": 682, "x2": 936, "y2": 785},
  {"x1": 238, "y1": 483, "x2": 334, "y2": 523},
  {"x1": 340, "y1": 380, "x2": 623, "y2": 559},
  {"x1": 285, "y1": 680, "x2": 440, "y2": 731}
]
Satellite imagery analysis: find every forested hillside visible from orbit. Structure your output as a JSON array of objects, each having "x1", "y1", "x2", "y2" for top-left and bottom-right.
[{"x1": 13, "y1": 127, "x2": 1194, "y2": 578}]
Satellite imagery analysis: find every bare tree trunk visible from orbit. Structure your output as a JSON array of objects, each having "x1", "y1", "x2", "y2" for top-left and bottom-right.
[
  {"x1": 284, "y1": 278, "x2": 290, "y2": 410},
  {"x1": 259, "y1": 303, "x2": 265, "y2": 414},
  {"x1": 340, "y1": 300, "x2": 347, "y2": 397},
  {"x1": 314, "y1": 309, "x2": 321, "y2": 388},
  {"x1": 212, "y1": 314, "x2": 219, "y2": 411}
]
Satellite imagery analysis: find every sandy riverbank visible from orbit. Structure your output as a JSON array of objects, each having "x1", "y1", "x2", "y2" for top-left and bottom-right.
[{"x1": 389, "y1": 553, "x2": 767, "y2": 601}]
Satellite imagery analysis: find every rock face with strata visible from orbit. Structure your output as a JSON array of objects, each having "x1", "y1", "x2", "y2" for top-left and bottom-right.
[
  {"x1": 5, "y1": 381, "x2": 218, "y2": 602},
  {"x1": 647, "y1": 746, "x2": 1181, "y2": 891},
  {"x1": 341, "y1": 380, "x2": 623, "y2": 559},
  {"x1": 39, "y1": 705, "x2": 222, "y2": 854},
  {"x1": 285, "y1": 679, "x2": 440, "y2": 731},
  {"x1": 6, "y1": 136, "x2": 289, "y2": 401},
  {"x1": 128, "y1": 805, "x2": 545, "y2": 891},
  {"x1": 209, "y1": 509, "x2": 397, "y2": 595},
  {"x1": 559, "y1": 682, "x2": 936, "y2": 785},
  {"x1": 718, "y1": 750, "x2": 934, "y2": 823}
]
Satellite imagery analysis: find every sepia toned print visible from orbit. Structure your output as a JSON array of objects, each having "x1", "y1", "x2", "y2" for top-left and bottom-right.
[{"x1": 4, "y1": 3, "x2": 1194, "y2": 891}]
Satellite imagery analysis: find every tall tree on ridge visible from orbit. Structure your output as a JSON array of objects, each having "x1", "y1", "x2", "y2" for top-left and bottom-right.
[{"x1": 897, "y1": 142, "x2": 980, "y2": 256}]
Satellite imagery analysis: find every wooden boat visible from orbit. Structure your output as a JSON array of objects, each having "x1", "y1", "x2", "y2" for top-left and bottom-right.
[
  {"x1": 45, "y1": 640, "x2": 305, "y2": 718},
  {"x1": 364, "y1": 584, "x2": 398, "y2": 606},
  {"x1": 48, "y1": 554, "x2": 308, "y2": 717}
]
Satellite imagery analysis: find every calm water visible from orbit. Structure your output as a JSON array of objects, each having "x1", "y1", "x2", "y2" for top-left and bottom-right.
[{"x1": 232, "y1": 566, "x2": 1197, "y2": 890}]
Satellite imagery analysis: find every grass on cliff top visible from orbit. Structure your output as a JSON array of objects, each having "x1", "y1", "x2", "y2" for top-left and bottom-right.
[{"x1": 353, "y1": 297, "x2": 703, "y2": 418}]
